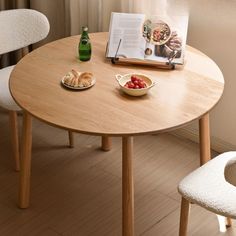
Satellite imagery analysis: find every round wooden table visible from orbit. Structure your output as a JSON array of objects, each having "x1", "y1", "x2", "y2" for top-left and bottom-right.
[{"x1": 10, "y1": 32, "x2": 224, "y2": 236}]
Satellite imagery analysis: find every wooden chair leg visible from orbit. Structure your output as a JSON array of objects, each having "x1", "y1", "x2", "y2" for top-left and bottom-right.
[
  {"x1": 226, "y1": 217, "x2": 232, "y2": 228},
  {"x1": 9, "y1": 111, "x2": 20, "y2": 171},
  {"x1": 68, "y1": 131, "x2": 74, "y2": 148},
  {"x1": 19, "y1": 111, "x2": 32, "y2": 208},
  {"x1": 179, "y1": 197, "x2": 190, "y2": 236}
]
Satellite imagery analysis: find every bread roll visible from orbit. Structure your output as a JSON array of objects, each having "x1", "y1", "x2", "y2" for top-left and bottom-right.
[{"x1": 64, "y1": 70, "x2": 93, "y2": 88}]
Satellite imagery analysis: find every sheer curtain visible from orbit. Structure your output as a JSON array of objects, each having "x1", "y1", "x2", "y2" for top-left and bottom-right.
[
  {"x1": 65, "y1": 0, "x2": 188, "y2": 35},
  {"x1": 0, "y1": 0, "x2": 188, "y2": 67},
  {"x1": 0, "y1": 0, "x2": 188, "y2": 41}
]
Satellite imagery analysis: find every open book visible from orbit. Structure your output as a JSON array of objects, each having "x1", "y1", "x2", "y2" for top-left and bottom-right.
[{"x1": 106, "y1": 12, "x2": 188, "y2": 65}]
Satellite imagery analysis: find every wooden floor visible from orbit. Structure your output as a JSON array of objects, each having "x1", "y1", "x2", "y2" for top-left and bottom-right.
[{"x1": 0, "y1": 108, "x2": 236, "y2": 236}]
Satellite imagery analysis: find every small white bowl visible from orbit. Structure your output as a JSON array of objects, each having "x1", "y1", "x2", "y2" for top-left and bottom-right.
[{"x1": 115, "y1": 73, "x2": 156, "y2": 96}]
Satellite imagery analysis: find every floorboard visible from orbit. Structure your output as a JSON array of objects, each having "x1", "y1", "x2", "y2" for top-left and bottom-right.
[{"x1": 0, "y1": 108, "x2": 235, "y2": 235}]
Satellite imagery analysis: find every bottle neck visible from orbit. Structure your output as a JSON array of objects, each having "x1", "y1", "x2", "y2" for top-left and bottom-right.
[{"x1": 81, "y1": 28, "x2": 89, "y2": 39}]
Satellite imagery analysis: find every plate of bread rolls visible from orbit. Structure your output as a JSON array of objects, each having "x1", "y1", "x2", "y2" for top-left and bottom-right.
[{"x1": 61, "y1": 69, "x2": 95, "y2": 90}]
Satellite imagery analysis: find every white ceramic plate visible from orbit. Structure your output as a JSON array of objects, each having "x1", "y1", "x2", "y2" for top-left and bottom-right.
[{"x1": 61, "y1": 76, "x2": 96, "y2": 90}]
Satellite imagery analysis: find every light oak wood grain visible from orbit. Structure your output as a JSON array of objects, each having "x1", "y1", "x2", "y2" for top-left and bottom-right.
[
  {"x1": 101, "y1": 136, "x2": 112, "y2": 151},
  {"x1": 199, "y1": 113, "x2": 211, "y2": 165},
  {"x1": 122, "y1": 136, "x2": 134, "y2": 236},
  {"x1": 19, "y1": 111, "x2": 32, "y2": 208},
  {"x1": 9, "y1": 111, "x2": 20, "y2": 171},
  {"x1": 179, "y1": 197, "x2": 190, "y2": 236},
  {"x1": 227, "y1": 217, "x2": 232, "y2": 227},
  {"x1": 68, "y1": 131, "x2": 74, "y2": 148},
  {"x1": 9, "y1": 32, "x2": 224, "y2": 137}
]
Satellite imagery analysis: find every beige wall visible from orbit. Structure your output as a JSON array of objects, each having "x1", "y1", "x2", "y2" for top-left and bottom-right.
[{"x1": 183, "y1": 0, "x2": 236, "y2": 150}]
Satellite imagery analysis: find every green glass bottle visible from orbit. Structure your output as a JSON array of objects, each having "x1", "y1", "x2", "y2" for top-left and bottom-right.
[{"x1": 78, "y1": 26, "x2": 91, "y2": 61}]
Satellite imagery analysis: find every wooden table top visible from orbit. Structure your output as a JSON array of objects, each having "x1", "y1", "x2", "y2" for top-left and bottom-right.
[{"x1": 10, "y1": 32, "x2": 224, "y2": 137}]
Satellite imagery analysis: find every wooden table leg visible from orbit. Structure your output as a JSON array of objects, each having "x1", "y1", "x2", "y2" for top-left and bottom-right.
[
  {"x1": 199, "y1": 113, "x2": 211, "y2": 165},
  {"x1": 122, "y1": 136, "x2": 134, "y2": 236},
  {"x1": 68, "y1": 131, "x2": 74, "y2": 148},
  {"x1": 19, "y1": 111, "x2": 32, "y2": 209},
  {"x1": 101, "y1": 136, "x2": 112, "y2": 151}
]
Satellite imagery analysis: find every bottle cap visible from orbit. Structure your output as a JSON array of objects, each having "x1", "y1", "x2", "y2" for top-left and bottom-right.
[{"x1": 82, "y1": 26, "x2": 88, "y2": 31}]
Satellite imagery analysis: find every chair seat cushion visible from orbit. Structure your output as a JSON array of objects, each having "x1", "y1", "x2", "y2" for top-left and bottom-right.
[
  {"x1": 178, "y1": 151, "x2": 236, "y2": 219},
  {"x1": 0, "y1": 65, "x2": 21, "y2": 111}
]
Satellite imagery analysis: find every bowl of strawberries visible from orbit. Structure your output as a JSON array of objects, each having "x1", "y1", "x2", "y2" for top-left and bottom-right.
[{"x1": 115, "y1": 73, "x2": 156, "y2": 96}]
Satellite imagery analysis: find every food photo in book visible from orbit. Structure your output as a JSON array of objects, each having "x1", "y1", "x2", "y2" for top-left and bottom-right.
[{"x1": 143, "y1": 16, "x2": 186, "y2": 63}]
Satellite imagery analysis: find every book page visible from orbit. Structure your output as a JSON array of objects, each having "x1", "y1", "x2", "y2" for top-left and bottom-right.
[{"x1": 107, "y1": 13, "x2": 146, "y2": 59}]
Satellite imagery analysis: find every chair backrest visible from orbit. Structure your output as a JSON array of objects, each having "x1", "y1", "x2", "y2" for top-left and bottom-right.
[
  {"x1": 0, "y1": 9, "x2": 50, "y2": 55},
  {"x1": 224, "y1": 156, "x2": 236, "y2": 186}
]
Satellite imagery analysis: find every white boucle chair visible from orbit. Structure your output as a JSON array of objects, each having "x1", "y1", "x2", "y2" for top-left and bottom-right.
[
  {"x1": 0, "y1": 9, "x2": 73, "y2": 171},
  {"x1": 178, "y1": 151, "x2": 236, "y2": 235}
]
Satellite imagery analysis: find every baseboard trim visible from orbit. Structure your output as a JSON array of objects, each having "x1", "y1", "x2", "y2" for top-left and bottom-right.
[{"x1": 170, "y1": 127, "x2": 236, "y2": 153}]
